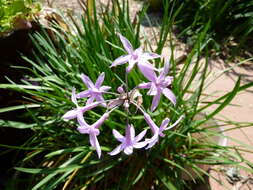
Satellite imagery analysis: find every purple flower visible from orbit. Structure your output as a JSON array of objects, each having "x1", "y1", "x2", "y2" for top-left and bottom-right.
[
  {"x1": 77, "y1": 112, "x2": 110, "y2": 158},
  {"x1": 62, "y1": 88, "x2": 100, "y2": 124},
  {"x1": 77, "y1": 72, "x2": 111, "y2": 106},
  {"x1": 109, "y1": 124, "x2": 148, "y2": 156},
  {"x1": 143, "y1": 112, "x2": 184, "y2": 148},
  {"x1": 138, "y1": 60, "x2": 176, "y2": 111},
  {"x1": 110, "y1": 33, "x2": 160, "y2": 75}
]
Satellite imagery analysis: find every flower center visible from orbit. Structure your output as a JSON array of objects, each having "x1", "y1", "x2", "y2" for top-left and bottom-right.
[{"x1": 132, "y1": 54, "x2": 138, "y2": 60}]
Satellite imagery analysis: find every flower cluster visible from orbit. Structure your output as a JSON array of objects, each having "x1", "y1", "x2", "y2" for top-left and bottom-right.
[{"x1": 63, "y1": 33, "x2": 183, "y2": 158}]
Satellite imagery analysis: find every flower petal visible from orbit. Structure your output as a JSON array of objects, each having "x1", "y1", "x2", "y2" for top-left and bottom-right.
[
  {"x1": 77, "y1": 111, "x2": 87, "y2": 126},
  {"x1": 95, "y1": 72, "x2": 105, "y2": 88},
  {"x1": 108, "y1": 99, "x2": 123, "y2": 109},
  {"x1": 118, "y1": 33, "x2": 133, "y2": 54},
  {"x1": 94, "y1": 95, "x2": 106, "y2": 107},
  {"x1": 147, "y1": 82, "x2": 158, "y2": 96},
  {"x1": 76, "y1": 90, "x2": 90, "y2": 98},
  {"x1": 142, "y1": 52, "x2": 160, "y2": 60},
  {"x1": 111, "y1": 55, "x2": 131, "y2": 68},
  {"x1": 100, "y1": 86, "x2": 111, "y2": 92},
  {"x1": 162, "y1": 88, "x2": 176, "y2": 105},
  {"x1": 160, "y1": 59, "x2": 170, "y2": 78},
  {"x1": 62, "y1": 109, "x2": 77, "y2": 120},
  {"x1": 90, "y1": 133, "x2": 102, "y2": 158},
  {"x1": 112, "y1": 129, "x2": 125, "y2": 142},
  {"x1": 81, "y1": 101, "x2": 100, "y2": 112},
  {"x1": 138, "y1": 61, "x2": 157, "y2": 82},
  {"x1": 143, "y1": 112, "x2": 159, "y2": 134},
  {"x1": 129, "y1": 124, "x2": 135, "y2": 142},
  {"x1": 146, "y1": 135, "x2": 159, "y2": 149},
  {"x1": 159, "y1": 118, "x2": 170, "y2": 136},
  {"x1": 86, "y1": 96, "x2": 95, "y2": 105},
  {"x1": 71, "y1": 88, "x2": 78, "y2": 106},
  {"x1": 133, "y1": 141, "x2": 148, "y2": 149},
  {"x1": 150, "y1": 91, "x2": 162, "y2": 112},
  {"x1": 92, "y1": 112, "x2": 109, "y2": 129},
  {"x1": 124, "y1": 146, "x2": 133, "y2": 155},
  {"x1": 80, "y1": 74, "x2": 95, "y2": 89},
  {"x1": 164, "y1": 115, "x2": 184, "y2": 131},
  {"x1": 138, "y1": 82, "x2": 152, "y2": 89},
  {"x1": 126, "y1": 60, "x2": 136, "y2": 72},
  {"x1": 135, "y1": 129, "x2": 147, "y2": 142},
  {"x1": 77, "y1": 126, "x2": 90, "y2": 134},
  {"x1": 109, "y1": 144, "x2": 123, "y2": 156}
]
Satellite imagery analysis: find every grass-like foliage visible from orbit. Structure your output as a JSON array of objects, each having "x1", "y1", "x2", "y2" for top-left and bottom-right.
[
  {"x1": 1, "y1": 0, "x2": 253, "y2": 189},
  {"x1": 158, "y1": 0, "x2": 253, "y2": 51}
]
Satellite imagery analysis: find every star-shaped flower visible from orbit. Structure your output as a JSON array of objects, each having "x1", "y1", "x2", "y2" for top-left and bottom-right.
[
  {"x1": 143, "y1": 112, "x2": 184, "y2": 148},
  {"x1": 110, "y1": 33, "x2": 160, "y2": 76},
  {"x1": 62, "y1": 88, "x2": 100, "y2": 124},
  {"x1": 109, "y1": 124, "x2": 148, "y2": 156},
  {"x1": 77, "y1": 112, "x2": 110, "y2": 158},
  {"x1": 138, "y1": 60, "x2": 176, "y2": 111},
  {"x1": 77, "y1": 72, "x2": 111, "y2": 106}
]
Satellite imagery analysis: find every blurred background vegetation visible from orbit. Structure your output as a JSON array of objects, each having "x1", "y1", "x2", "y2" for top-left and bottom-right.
[{"x1": 148, "y1": 0, "x2": 253, "y2": 56}]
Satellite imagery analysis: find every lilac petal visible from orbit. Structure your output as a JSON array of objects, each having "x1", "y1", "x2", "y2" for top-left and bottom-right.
[
  {"x1": 112, "y1": 129, "x2": 125, "y2": 142},
  {"x1": 162, "y1": 88, "x2": 176, "y2": 105},
  {"x1": 142, "y1": 52, "x2": 160, "y2": 60},
  {"x1": 111, "y1": 55, "x2": 131, "y2": 68},
  {"x1": 124, "y1": 146, "x2": 133, "y2": 155},
  {"x1": 160, "y1": 59, "x2": 170, "y2": 78},
  {"x1": 138, "y1": 82, "x2": 152, "y2": 89},
  {"x1": 94, "y1": 95, "x2": 106, "y2": 107},
  {"x1": 77, "y1": 111, "x2": 87, "y2": 126},
  {"x1": 92, "y1": 112, "x2": 109, "y2": 129},
  {"x1": 146, "y1": 135, "x2": 159, "y2": 149},
  {"x1": 90, "y1": 134, "x2": 101, "y2": 158},
  {"x1": 134, "y1": 47, "x2": 143, "y2": 56},
  {"x1": 164, "y1": 115, "x2": 184, "y2": 130},
  {"x1": 100, "y1": 86, "x2": 111, "y2": 92},
  {"x1": 147, "y1": 83, "x2": 157, "y2": 96},
  {"x1": 77, "y1": 126, "x2": 90, "y2": 134},
  {"x1": 76, "y1": 90, "x2": 90, "y2": 98},
  {"x1": 81, "y1": 102, "x2": 100, "y2": 112},
  {"x1": 133, "y1": 141, "x2": 148, "y2": 149},
  {"x1": 95, "y1": 72, "x2": 105, "y2": 88},
  {"x1": 62, "y1": 109, "x2": 77, "y2": 120},
  {"x1": 129, "y1": 124, "x2": 135, "y2": 142},
  {"x1": 118, "y1": 33, "x2": 133, "y2": 54},
  {"x1": 160, "y1": 118, "x2": 170, "y2": 132},
  {"x1": 143, "y1": 112, "x2": 159, "y2": 134},
  {"x1": 159, "y1": 118, "x2": 170, "y2": 137},
  {"x1": 135, "y1": 129, "x2": 147, "y2": 142},
  {"x1": 164, "y1": 76, "x2": 173, "y2": 86},
  {"x1": 138, "y1": 61, "x2": 157, "y2": 82},
  {"x1": 108, "y1": 99, "x2": 123, "y2": 109},
  {"x1": 80, "y1": 74, "x2": 95, "y2": 89},
  {"x1": 126, "y1": 61, "x2": 136, "y2": 73},
  {"x1": 86, "y1": 96, "x2": 95, "y2": 105},
  {"x1": 109, "y1": 144, "x2": 123, "y2": 156},
  {"x1": 71, "y1": 88, "x2": 78, "y2": 106},
  {"x1": 151, "y1": 91, "x2": 162, "y2": 112}
]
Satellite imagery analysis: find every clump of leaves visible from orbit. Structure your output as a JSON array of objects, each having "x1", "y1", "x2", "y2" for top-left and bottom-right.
[
  {"x1": 0, "y1": 0, "x2": 40, "y2": 36},
  {"x1": 150, "y1": 0, "x2": 253, "y2": 52},
  {"x1": 1, "y1": 0, "x2": 253, "y2": 190}
]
